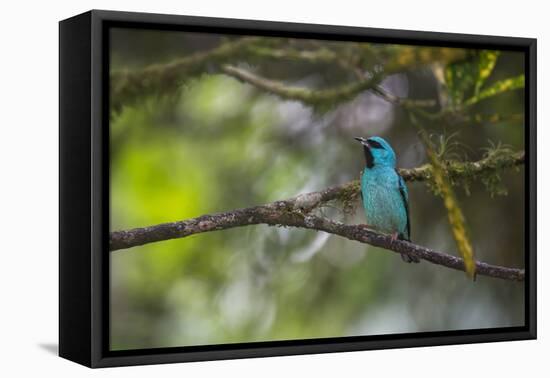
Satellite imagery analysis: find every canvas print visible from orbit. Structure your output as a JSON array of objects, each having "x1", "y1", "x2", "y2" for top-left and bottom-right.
[{"x1": 108, "y1": 28, "x2": 526, "y2": 351}]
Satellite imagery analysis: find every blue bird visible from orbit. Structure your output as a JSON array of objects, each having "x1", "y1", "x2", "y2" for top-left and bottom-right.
[{"x1": 354, "y1": 136, "x2": 419, "y2": 263}]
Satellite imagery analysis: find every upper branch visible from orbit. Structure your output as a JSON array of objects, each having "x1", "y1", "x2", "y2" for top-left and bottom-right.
[
  {"x1": 110, "y1": 39, "x2": 468, "y2": 110},
  {"x1": 221, "y1": 64, "x2": 382, "y2": 106},
  {"x1": 219, "y1": 46, "x2": 467, "y2": 107},
  {"x1": 110, "y1": 37, "x2": 264, "y2": 111}
]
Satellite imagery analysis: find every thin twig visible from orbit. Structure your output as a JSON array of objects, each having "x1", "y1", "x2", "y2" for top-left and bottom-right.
[{"x1": 221, "y1": 64, "x2": 382, "y2": 106}]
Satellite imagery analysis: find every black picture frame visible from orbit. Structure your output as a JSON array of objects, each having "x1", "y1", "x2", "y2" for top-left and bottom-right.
[{"x1": 59, "y1": 9, "x2": 537, "y2": 368}]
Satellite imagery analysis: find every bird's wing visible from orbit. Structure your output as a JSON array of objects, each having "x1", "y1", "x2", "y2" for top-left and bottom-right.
[
  {"x1": 396, "y1": 169, "x2": 410, "y2": 241},
  {"x1": 359, "y1": 171, "x2": 363, "y2": 202}
]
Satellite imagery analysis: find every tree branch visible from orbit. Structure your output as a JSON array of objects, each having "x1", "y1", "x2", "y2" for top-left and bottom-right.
[
  {"x1": 370, "y1": 85, "x2": 437, "y2": 108},
  {"x1": 110, "y1": 205, "x2": 523, "y2": 281},
  {"x1": 110, "y1": 151, "x2": 525, "y2": 282},
  {"x1": 110, "y1": 39, "x2": 468, "y2": 110},
  {"x1": 219, "y1": 46, "x2": 468, "y2": 107},
  {"x1": 110, "y1": 37, "x2": 265, "y2": 111},
  {"x1": 221, "y1": 64, "x2": 382, "y2": 106}
]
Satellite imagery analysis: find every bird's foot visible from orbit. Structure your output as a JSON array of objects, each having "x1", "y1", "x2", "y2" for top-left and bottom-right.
[
  {"x1": 401, "y1": 253, "x2": 421, "y2": 263},
  {"x1": 358, "y1": 223, "x2": 373, "y2": 231},
  {"x1": 390, "y1": 233, "x2": 420, "y2": 263}
]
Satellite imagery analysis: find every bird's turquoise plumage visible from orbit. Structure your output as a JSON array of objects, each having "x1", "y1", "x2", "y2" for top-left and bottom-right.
[{"x1": 355, "y1": 136, "x2": 418, "y2": 263}]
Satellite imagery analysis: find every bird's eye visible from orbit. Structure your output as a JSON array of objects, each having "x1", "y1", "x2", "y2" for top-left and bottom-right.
[{"x1": 367, "y1": 140, "x2": 385, "y2": 149}]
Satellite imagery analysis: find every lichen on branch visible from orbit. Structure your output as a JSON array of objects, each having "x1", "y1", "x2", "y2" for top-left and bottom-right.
[
  {"x1": 109, "y1": 150, "x2": 526, "y2": 282},
  {"x1": 110, "y1": 38, "x2": 469, "y2": 111},
  {"x1": 110, "y1": 202, "x2": 524, "y2": 281}
]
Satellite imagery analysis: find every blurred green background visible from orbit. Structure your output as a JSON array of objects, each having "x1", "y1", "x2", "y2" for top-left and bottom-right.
[{"x1": 109, "y1": 28, "x2": 525, "y2": 350}]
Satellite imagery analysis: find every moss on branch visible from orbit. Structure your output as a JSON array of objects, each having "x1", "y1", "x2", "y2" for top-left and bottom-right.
[
  {"x1": 110, "y1": 39, "x2": 469, "y2": 111},
  {"x1": 110, "y1": 37, "x2": 265, "y2": 111},
  {"x1": 109, "y1": 149, "x2": 526, "y2": 282}
]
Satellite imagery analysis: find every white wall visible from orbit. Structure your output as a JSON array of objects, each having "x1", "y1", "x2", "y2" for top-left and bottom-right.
[{"x1": 1, "y1": 0, "x2": 546, "y2": 376}]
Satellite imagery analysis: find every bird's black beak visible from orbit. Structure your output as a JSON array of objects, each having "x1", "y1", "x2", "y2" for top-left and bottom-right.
[
  {"x1": 354, "y1": 137, "x2": 369, "y2": 146},
  {"x1": 356, "y1": 137, "x2": 374, "y2": 168}
]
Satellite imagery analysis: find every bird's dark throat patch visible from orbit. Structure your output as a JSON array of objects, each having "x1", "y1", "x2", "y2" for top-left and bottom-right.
[{"x1": 363, "y1": 146, "x2": 374, "y2": 168}]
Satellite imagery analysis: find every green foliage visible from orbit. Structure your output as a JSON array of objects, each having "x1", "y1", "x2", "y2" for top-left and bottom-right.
[
  {"x1": 474, "y1": 50, "x2": 500, "y2": 95},
  {"x1": 464, "y1": 75, "x2": 525, "y2": 107},
  {"x1": 444, "y1": 50, "x2": 500, "y2": 108}
]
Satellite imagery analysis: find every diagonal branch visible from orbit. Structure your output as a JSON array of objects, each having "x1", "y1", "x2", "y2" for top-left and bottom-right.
[
  {"x1": 111, "y1": 39, "x2": 468, "y2": 110},
  {"x1": 221, "y1": 64, "x2": 382, "y2": 106},
  {"x1": 110, "y1": 204, "x2": 524, "y2": 281},
  {"x1": 110, "y1": 151, "x2": 526, "y2": 282},
  {"x1": 110, "y1": 37, "x2": 265, "y2": 111},
  {"x1": 219, "y1": 45, "x2": 469, "y2": 107}
]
